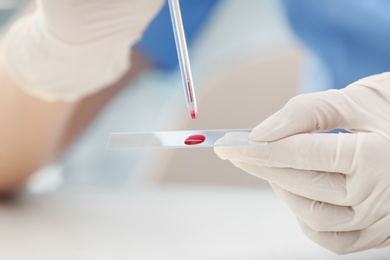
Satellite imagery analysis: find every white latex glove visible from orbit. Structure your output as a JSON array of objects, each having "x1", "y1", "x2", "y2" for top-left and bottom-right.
[
  {"x1": 1, "y1": 0, "x2": 164, "y2": 101},
  {"x1": 214, "y1": 72, "x2": 390, "y2": 254}
]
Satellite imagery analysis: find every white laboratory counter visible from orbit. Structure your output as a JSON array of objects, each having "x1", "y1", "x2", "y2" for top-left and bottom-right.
[{"x1": 0, "y1": 185, "x2": 389, "y2": 260}]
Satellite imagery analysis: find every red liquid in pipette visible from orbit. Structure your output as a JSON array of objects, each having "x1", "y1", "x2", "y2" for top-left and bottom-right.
[
  {"x1": 184, "y1": 134, "x2": 206, "y2": 145},
  {"x1": 190, "y1": 110, "x2": 197, "y2": 119}
]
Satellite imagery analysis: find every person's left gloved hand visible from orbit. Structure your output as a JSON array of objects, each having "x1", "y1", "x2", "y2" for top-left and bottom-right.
[
  {"x1": 214, "y1": 73, "x2": 390, "y2": 254},
  {"x1": 1, "y1": 0, "x2": 164, "y2": 102}
]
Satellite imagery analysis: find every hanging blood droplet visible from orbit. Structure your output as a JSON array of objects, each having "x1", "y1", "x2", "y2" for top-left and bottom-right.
[
  {"x1": 184, "y1": 134, "x2": 206, "y2": 145},
  {"x1": 190, "y1": 110, "x2": 197, "y2": 119}
]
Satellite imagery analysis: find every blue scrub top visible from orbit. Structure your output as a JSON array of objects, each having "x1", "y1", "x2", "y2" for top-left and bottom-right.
[
  {"x1": 135, "y1": 0, "x2": 221, "y2": 70},
  {"x1": 281, "y1": 0, "x2": 390, "y2": 89},
  {"x1": 136, "y1": 0, "x2": 390, "y2": 89}
]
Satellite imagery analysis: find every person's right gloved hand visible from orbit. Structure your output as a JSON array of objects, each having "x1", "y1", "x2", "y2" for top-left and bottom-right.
[
  {"x1": 1, "y1": 0, "x2": 164, "y2": 102},
  {"x1": 215, "y1": 72, "x2": 390, "y2": 254}
]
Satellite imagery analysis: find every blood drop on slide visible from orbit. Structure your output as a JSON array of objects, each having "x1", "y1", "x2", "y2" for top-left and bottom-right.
[{"x1": 184, "y1": 134, "x2": 206, "y2": 145}]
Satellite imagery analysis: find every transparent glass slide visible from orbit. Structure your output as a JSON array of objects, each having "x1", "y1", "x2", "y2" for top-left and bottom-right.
[{"x1": 107, "y1": 129, "x2": 267, "y2": 149}]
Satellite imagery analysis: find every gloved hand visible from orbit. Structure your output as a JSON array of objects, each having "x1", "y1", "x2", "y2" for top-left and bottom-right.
[
  {"x1": 214, "y1": 72, "x2": 390, "y2": 254},
  {"x1": 1, "y1": 0, "x2": 164, "y2": 101}
]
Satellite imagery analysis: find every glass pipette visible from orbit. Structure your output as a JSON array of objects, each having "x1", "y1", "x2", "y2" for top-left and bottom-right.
[{"x1": 168, "y1": 0, "x2": 198, "y2": 119}]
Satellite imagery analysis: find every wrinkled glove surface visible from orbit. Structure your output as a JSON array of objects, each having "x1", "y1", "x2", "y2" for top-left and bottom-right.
[
  {"x1": 215, "y1": 72, "x2": 390, "y2": 254},
  {"x1": 2, "y1": 0, "x2": 164, "y2": 101}
]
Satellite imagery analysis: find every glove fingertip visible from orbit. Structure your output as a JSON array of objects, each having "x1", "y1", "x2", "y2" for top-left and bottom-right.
[
  {"x1": 214, "y1": 145, "x2": 245, "y2": 161},
  {"x1": 213, "y1": 146, "x2": 228, "y2": 160},
  {"x1": 249, "y1": 126, "x2": 274, "y2": 142},
  {"x1": 250, "y1": 121, "x2": 289, "y2": 142}
]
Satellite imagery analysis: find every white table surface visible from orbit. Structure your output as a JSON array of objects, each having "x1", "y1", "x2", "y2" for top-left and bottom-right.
[{"x1": 0, "y1": 185, "x2": 389, "y2": 260}]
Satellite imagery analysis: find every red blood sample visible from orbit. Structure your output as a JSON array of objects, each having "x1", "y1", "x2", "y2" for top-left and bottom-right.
[
  {"x1": 184, "y1": 134, "x2": 206, "y2": 145},
  {"x1": 190, "y1": 110, "x2": 197, "y2": 119}
]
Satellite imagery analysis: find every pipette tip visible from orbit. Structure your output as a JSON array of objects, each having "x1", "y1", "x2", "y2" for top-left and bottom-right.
[{"x1": 190, "y1": 110, "x2": 197, "y2": 119}]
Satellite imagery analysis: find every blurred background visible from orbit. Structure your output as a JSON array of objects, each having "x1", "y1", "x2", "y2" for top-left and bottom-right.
[{"x1": 1, "y1": 1, "x2": 390, "y2": 259}]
